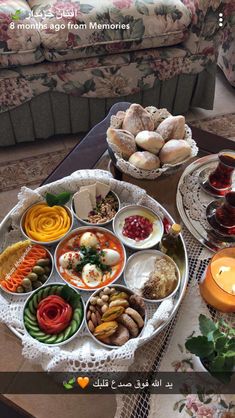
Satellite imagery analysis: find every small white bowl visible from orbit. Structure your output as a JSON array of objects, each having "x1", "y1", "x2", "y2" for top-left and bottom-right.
[
  {"x1": 23, "y1": 283, "x2": 85, "y2": 347},
  {"x1": 71, "y1": 190, "x2": 120, "y2": 227},
  {"x1": 20, "y1": 203, "x2": 73, "y2": 246},
  {"x1": 113, "y1": 205, "x2": 164, "y2": 250},
  {"x1": 54, "y1": 226, "x2": 126, "y2": 292},
  {"x1": 0, "y1": 245, "x2": 54, "y2": 297},
  {"x1": 124, "y1": 249, "x2": 180, "y2": 303},
  {"x1": 85, "y1": 284, "x2": 146, "y2": 349}
]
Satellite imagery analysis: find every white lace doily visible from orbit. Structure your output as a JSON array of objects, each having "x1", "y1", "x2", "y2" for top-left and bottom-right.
[
  {"x1": 179, "y1": 165, "x2": 216, "y2": 230},
  {"x1": 178, "y1": 160, "x2": 235, "y2": 250},
  {"x1": 0, "y1": 169, "x2": 186, "y2": 373}
]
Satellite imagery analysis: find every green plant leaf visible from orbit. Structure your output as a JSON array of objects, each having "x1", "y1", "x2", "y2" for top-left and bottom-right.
[
  {"x1": 185, "y1": 336, "x2": 214, "y2": 358},
  {"x1": 45, "y1": 192, "x2": 57, "y2": 206},
  {"x1": 224, "y1": 350, "x2": 235, "y2": 358},
  {"x1": 227, "y1": 340, "x2": 235, "y2": 351},
  {"x1": 215, "y1": 337, "x2": 228, "y2": 353},
  {"x1": 211, "y1": 355, "x2": 225, "y2": 371},
  {"x1": 46, "y1": 191, "x2": 71, "y2": 206},
  {"x1": 199, "y1": 314, "x2": 217, "y2": 337},
  {"x1": 210, "y1": 329, "x2": 223, "y2": 341}
]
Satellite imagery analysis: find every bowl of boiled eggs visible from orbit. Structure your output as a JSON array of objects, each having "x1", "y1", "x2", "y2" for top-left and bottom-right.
[{"x1": 54, "y1": 226, "x2": 126, "y2": 291}]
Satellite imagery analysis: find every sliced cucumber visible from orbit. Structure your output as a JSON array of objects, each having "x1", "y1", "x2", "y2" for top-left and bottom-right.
[
  {"x1": 44, "y1": 334, "x2": 58, "y2": 344},
  {"x1": 28, "y1": 299, "x2": 36, "y2": 315},
  {"x1": 24, "y1": 316, "x2": 38, "y2": 328},
  {"x1": 54, "y1": 332, "x2": 65, "y2": 344},
  {"x1": 24, "y1": 308, "x2": 36, "y2": 322},
  {"x1": 41, "y1": 286, "x2": 51, "y2": 299},
  {"x1": 70, "y1": 320, "x2": 79, "y2": 335}
]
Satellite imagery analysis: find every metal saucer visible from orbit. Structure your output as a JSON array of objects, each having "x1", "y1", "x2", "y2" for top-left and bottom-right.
[{"x1": 206, "y1": 200, "x2": 235, "y2": 241}]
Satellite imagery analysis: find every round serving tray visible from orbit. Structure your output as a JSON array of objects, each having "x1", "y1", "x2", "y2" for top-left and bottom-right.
[
  {"x1": 177, "y1": 154, "x2": 235, "y2": 253},
  {"x1": 0, "y1": 171, "x2": 188, "y2": 366}
]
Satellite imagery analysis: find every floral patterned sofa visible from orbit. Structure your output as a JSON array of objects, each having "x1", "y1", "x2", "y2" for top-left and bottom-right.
[
  {"x1": 218, "y1": 3, "x2": 235, "y2": 86},
  {"x1": 0, "y1": 0, "x2": 229, "y2": 145}
]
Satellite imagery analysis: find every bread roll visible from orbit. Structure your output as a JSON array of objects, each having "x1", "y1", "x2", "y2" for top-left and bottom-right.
[
  {"x1": 135, "y1": 131, "x2": 164, "y2": 154},
  {"x1": 156, "y1": 115, "x2": 185, "y2": 141},
  {"x1": 123, "y1": 104, "x2": 154, "y2": 135},
  {"x1": 145, "y1": 107, "x2": 171, "y2": 129},
  {"x1": 159, "y1": 139, "x2": 191, "y2": 165},
  {"x1": 110, "y1": 111, "x2": 126, "y2": 129},
  {"x1": 107, "y1": 127, "x2": 136, "y2": 159},
  {"x1": 129, "y1": 151, "x2": 160, "y2": 170}
]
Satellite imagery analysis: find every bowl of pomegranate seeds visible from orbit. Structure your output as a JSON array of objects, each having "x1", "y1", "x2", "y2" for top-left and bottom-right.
[{"x1": 113, "y1": 205, "x2": 163, "y2": 250}]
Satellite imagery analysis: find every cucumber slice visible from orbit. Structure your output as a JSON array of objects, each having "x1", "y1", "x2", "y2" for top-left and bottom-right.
[
  {"x1": 73, "y1": 309, "x2": 82, "y2": 324},
  {"x1": 34, "y1": 333, "x2": 51, "y2": 342},
  {"x1": 44, "y1": 334, "x2": 58, "y2": 344},
  {"x1": 26, "y1": 323, "x2": 40, "y2": 333},
  {"x1": 54, "y1": 332, "x2": 65, "y2": 344},
  {"x1": 24, "y1": 316, "x2": 38, "y2": 328},
  {"x1": 63, "y1": 325, "x2": 73, "y2": 341},
  {"x1": 32, "y1": 295, "x2": 38, "y2": 310},
  {"x1": 55, "y1": 285, "x2": 63, "y2": 296},
  {"x1": 70, "y1": 320, "x2": 78, "y2": 335},
  {"x1": 42, "y1": 286, "x2": 51, "y2": 299},
  {"x1": 28, "y1": 299, "x2": 36, "y2": 315},
  {"x1": 24, "y1": 308, "x2": 36, "y2": 322},
  {"x1": 30, "y1": 329, "x2": 47, "y2": 339}
]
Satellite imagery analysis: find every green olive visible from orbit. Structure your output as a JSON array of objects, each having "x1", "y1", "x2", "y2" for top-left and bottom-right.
[
  {"x1": 36, "y1": 258, "x2": 51, "y2": 267},
  {"x1": 27, "y1": 272, "x2": 38, "y2": 282},
  {"x1": 22, "y1": 278, "x2": 32, "y2": 289},
  {"x1": 32, "y1": 280, "x2": 42, "y2": 289},
  {"x1": 40, "y1": 274, "x2": 48, "y2": 283},
  {"x1": 32, "y1": 266, "x2": 45, "y2": 275},
  {"x1": 44, "y1": 266, "x2": 51, "y2": 275},
  {"x1": 16, "y1": 285, "x2": 25, "y2": 293}
]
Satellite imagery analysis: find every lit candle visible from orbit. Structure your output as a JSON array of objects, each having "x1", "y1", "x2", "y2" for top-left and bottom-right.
[
  {"x1": 211, "y1": 257, "x2": 235, "y2": 295},
  {"x1": 200, "y1": 248, "x2": 235, "y2": 312}
]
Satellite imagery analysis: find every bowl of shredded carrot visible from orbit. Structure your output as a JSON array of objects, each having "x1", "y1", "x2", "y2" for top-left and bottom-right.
[{"x1": 0, "y1": 240, "x2": 54, "y2": 295}]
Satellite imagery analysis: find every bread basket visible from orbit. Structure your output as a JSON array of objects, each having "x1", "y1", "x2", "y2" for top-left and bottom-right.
[{"x1": 107, "y1": 105, "x2": 198, "y2": 180}]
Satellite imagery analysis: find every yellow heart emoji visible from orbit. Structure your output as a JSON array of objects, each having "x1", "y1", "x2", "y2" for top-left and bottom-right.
[{"x1": 77, "y1": 377, "x2": 90, "y2": 389}]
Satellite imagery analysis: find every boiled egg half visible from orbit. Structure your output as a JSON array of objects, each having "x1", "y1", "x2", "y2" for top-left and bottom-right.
[
  {"x1": 101, "y1": 249, "x2": 120, "y2": 266},
  {"x1": 82, "y1": 263, "x2": 103, "y2": 287}
]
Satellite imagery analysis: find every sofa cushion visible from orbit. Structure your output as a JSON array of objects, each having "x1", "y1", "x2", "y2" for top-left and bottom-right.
[
  {"x1": 0, "y1": 0, "x2": 43, "y2": 68},
  {"x1": 28, "y1": 0, "x2": 192, "y2": 61},
  {"x1": 0, "y1": 43, "x2": 216, "y2": 114}
]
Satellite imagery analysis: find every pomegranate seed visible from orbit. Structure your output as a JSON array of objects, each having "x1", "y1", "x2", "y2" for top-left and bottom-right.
[{"x1": 122, "y1": 215, "x2": 153, "y2": 241}]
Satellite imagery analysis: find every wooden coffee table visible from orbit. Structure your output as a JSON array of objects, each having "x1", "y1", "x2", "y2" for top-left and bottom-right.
[{"x1": 1, "y1": 102, "x2": 234, "y2": 418}]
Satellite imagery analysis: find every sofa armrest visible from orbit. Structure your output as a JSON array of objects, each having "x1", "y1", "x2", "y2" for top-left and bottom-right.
[{"x1": 181, "y1": 0, "x2": 227, "y2": 55}]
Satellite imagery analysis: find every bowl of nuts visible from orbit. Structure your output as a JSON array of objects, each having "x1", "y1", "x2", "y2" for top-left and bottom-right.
[{"x1": 85, "y1": 284, "x2": 146, "y2": 348}]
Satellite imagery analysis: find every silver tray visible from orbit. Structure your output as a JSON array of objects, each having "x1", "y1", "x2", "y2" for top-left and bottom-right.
[
  {"x1": 0, "y1": 176, "x2": 188, "y2": 352},
  {"x1": 177, "y1": 154, "x2": 235, "y2": 253}
]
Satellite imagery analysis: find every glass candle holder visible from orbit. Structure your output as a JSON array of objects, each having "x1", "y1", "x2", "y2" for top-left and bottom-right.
[{"x1": 200, "y1": 247, "x2": 235, "y2": 313}]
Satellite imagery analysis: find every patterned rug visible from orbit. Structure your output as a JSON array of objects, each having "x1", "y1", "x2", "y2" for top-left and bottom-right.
[
  {"x1": 0, "y1": 149, "x2": 71, "y2": 193},
  {"x1": 190, "y1": 112, "x2": 235, "y2": 141}
]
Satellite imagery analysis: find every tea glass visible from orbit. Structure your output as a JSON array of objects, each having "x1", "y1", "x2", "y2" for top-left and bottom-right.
[{"x1": 208, "y1": 149, "x2": 235, "y2": 196}]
